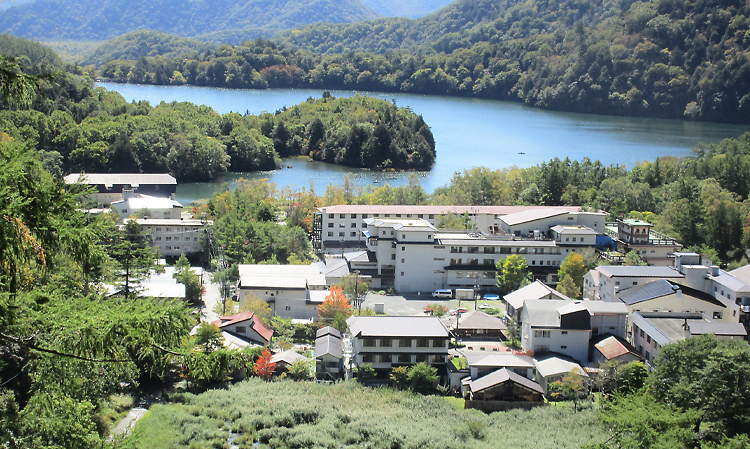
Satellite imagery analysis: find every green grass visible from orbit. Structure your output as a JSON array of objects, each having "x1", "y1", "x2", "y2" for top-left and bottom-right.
[
  {"x1": 451, "y1": 357, "x2": 468, "y2": 370},
  {"x1": 121, "y1": 379, "x2": 606, "y2": 449},
  {"x1": 443, "y1": 396, "x2": 465, "y2": 411},
  {"x1": 97, "y1": 394, "x2": 134, "y2": 436}
]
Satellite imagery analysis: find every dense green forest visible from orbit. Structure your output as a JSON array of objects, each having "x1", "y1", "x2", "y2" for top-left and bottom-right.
[
  {"x1": 96, "y1": 0, "x2": 750, "y2": 123},
  {"x1": 80, "y1": 31, "x2": 216, "y2": 68},
  {"x1": 0, "y1": 36, "x2": 434, "y2": 180},
  {"x1": 0, "y1": 0, "x2": 379, "y2": 42}
]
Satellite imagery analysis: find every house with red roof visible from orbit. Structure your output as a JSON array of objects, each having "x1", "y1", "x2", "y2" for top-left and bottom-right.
[
  {"x1": 590, "y1": 334, "x2": 642, "y2": 366},
  {"x1": 211, "y1": 311, "x2": 273, "y2": 347}
]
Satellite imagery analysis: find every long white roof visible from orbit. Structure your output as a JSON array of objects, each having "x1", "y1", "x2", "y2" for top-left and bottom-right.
[{"x1": 347, "y1": 316, "x2": 450, "y2": 338}]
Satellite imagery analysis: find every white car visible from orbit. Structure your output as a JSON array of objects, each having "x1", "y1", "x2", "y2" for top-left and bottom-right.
[{"x1": 431, "y1": 289, "x2": 453, "y2": 299}]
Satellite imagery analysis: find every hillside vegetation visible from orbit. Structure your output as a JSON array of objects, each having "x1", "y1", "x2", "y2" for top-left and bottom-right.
[
  {"x1": 96, "y1": 0, "x2": 750, "y2": 123},
  {"x1": 80, "y1": 30, "x2": 216, "y2": 67},
  {"x1": 360, "y1": 0, "x2": 456, "y2": 19},
  {"x1": 123, "y1": 379, "x2": 606, "y2": 449},
  {"x1": 0, "y1": 0, "x2": 379, "y2": 42}
]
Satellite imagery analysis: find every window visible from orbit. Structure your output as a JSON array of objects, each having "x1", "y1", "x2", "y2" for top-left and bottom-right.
[
  {"x1": 396, "y1": 214, "x2": 401, "y2": 218},
  {"x1": 285, "y1": 306, "x2": 291, "y2": 311},
  {"x1": 418, "y1": 214, "x2": 423, "y2": 218},
  {"x1": 165, "y1": 246, "x2": 172, "y2": 250},
  {"x1": 398, "y1": 338, "x2": 412, "y2": 347},
  {"x1": 351, "y1": 232, "x2": 357, "y2": 237},
  {"x1": 339, "y1": 214, "x2": 345, "y2": 219},
  {"x1": 398, "y1": 354, "x2": 411, "y2": 363},
  {"x1": 483, "y1": 259, "x2": 494, "y2": 266},
  {"x1": 362, "y1": 339, "x2": 376, "y2": 347},
  {"x1": 401, "y1": 259, "x2": 404, "y2": 263},
  {"x1": 351, "y1": 223, "x2": 357, "y2": 228},
  {"x1": 165, "y1": 228, "x2": 171, "y2": 232},
  {"x1": 429, "y1": 214, "x2": 434, "y2": 219},
  {"x1": 380, "y1": 338, "x2": 392, "y2": 347},
  {"x1": 351, "y1": 214, "x2": 357, "y2": 219},
  {"x1": 561, "y1": 331, "x2": 568, "y2": 335},
  {"x1": 362, "y1": 214, "x2": 368, "y2": 219},
  {"x1": 400, "y1": 272, "x2": 404, "y2": 276},
  {"x1": 391, "y1": 254, "x2": 396, "y2": 260},
  {"x1": 328, "y1": 223, "x2": 334, "y2": 228},
  {"x1": 235, "y1": 326, "x2": 246, "y2": 334},
  {"x1": 633, "y1": 281, "x2": 638, "y2": 285},
  {"x1": 572, "y1": 237, "x2": 577, "y2": 242},
  {"x1": 456, "y1": 272, "x2": 463, "y2": 278},
  {"x1": 339, "y1": 223, "x2": 345, "y2": 228},
  {"x1": 468, "y1": 259, "x2": 478, "y2": 265},
  {"x1": 328, "y1": 214, "x2": 334, "y2": 219},
  {"x1": 174, "y1": 246, "x2": 180, "y2": 250},
  {"x1": 339, "y1": 232, "x2": 344, "y2": 237},
  {"x1": 713, "y1": 311, "x2": 723, "y2": 319},
  {"x1": 416, "y1": 354, "x2": 428, "y2": 363},
  {"x1": 416, "y1": 338, "x2": 430, "y2": 347},
  {"x1": 173, "y1": 236, "x2": 179, "y2": 241},
  {"x1": 165, "y1": 237, "x2": 172, "y2": 241},
  {"x1": 646, "y1": 335, "x2": 651, "y2": 344},
  {"x1": 327, "y1": 232, "x2": 333, "y2": 237},
  {"x1": 362, "y1": 354, "x2": 374, "y2": 363},
  {"x1": 155, "y1": 237, "x2": 162, "y2": 241},
  {"x1": 534, "y1": 330, "x2": 550, "y2": 338},
  {"x1": 401, "y1": 247, "x2": 405, "y2": 251},
  {"x1": 560, "y1": 345, "x2": 567, "y2": 349}
]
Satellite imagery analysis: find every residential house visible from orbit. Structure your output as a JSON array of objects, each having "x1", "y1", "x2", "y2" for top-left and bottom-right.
[
  {"x1": 630, "y1": 311, "x2": 747, "y2": 367},
  {"x1": 270, "y1": 350, "x2": 308, "y2": 375},
  {"x1": 347, "y1": 316, "x2": 450, "y2": 382},
  {"x1": 464, "y1": 353, "x2": 536, "y2": 380},
  {"x1": 583, "y1": 265, "x2": 684, "y2": 302},
  {"x1": 237, "y1": 264, "x2": 327, "y2": 320},
  {"x1": 503, "y1": 280, "x2": 570, "y2": 324},
  {"x1": 211, "y1": 311, "x2": 274, "y2": 347},
  {"x1": 313, "y1": 205, "x2": 603, "y2": 252},
  {"x1": 521, "y1": 299, "x2": 628, "y2": 363},
  {"x1": 450, "y1": 310, "x2": 506, "y2": 339},
  {"x1": 533, "y1": 354, "x2": 589, "y2": 395},
  {"x1": 590, "y1": 334, "x2": 642, "y2": 367},
  {"x1": 314, "y1": 326, "x2": 344, "y2": 381},
  {"x1": 466, "y1": 368, "x2": 545, "y2": 403},
  {"x1": 64, "y1": 173, "x2": 176, "y2": 206}
]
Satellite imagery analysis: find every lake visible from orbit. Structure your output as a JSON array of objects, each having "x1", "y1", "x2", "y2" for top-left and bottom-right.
[{"x1": 99, "y1": 82, "x2": 750, "y2": 204}]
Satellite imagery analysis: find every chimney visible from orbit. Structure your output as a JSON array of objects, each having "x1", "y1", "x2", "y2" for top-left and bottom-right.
[
  {"x1": 711, "y1": 266, "x2": 719, "y2": 277},
  {"x1": 675, "y1": 288, "x2": 681, "y2": 299}
]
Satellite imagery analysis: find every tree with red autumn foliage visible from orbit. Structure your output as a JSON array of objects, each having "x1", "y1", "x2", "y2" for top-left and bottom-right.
[
  {"x1": 318, "y1": 286, "x2": 354, "y2": 327},
  {"x1": 254, "y1": 348, "x2": 276, "y2": 380}
]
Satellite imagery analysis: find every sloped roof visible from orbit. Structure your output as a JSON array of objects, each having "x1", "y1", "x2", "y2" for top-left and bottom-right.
[
  {"x1": 237, "y1": 264, "x2": 327, "y2": 289},
  {"x1": 524, "y1": 299, "x2": 574, "y2": 327},
  {"x1": 347, "y1": 316, "x2": 450, "y2": 338},
  {"x1": 316, "y1": 326, "x2": 342, "y2": 339},
  {"x1": 550, "y1": 225, "x2": 598, "y2": 235},
  {"x1": 344, "y1": 250, "x2": 377, "y2": 263},
  {"x1": 534, "y1": 356, "x2": 588, "y2": 378},
  {"x1": 315, "y1": 334, "x2": 343, "y2": 358},
  {"x1": 270, "y1": 350, "x2": 307, "y2": 365},
  {"x1": 597, "y1": 266, "x2": 683, "y2": 278},
  {"x1": 729, "y1": 264, "x2": 750, "y2": 286},
  {"x1": 578, "y1": 301, "x2": 628, "y2": 315},
  {"x1": 504, "y1": 281, "x2": 570, "y2": 310},
  {"x1": 64, "y1": 173, "x2": 176, "y2": 186},
  {"x1": 593, "y1": 335, "x2": 642, "y2": 361},
  {"x1": 499, "y1": 209, "x2": 569, "y2": 226},
  {"x1": 470, "y1": 368, "x2": 544, "y2": 394},
  {"x1": 457, "y1": 310, "x2": 506, "y2": 331},
  {"x1": 465, "y1": 353, "x2": 535, "y2": 369},
  {"x1": 618, "y1": 279, "x2": 725, "y2": 308},
  {"x1": 688, "y1": 321, "x2": 747, "y2": 337},
  {"x1": 317, "y1": 205, "x2": 587, "y2": 215},
  {"x1": 211, "y1": 311, "x2": 274, "y2": 342}
]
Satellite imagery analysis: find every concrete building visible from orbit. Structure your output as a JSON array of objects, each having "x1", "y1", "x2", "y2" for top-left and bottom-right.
[
  {"x1": 130, "y1": 218, "x2": 210, "y2": 257},
  {"x1": 358, "y1": 215, "x2": 599, "y2": 293},
  {"x1": 112, "y1": 194, "x2": 183, "y2": 219},
  {"x1": 583, "y1": 266, "x2": 684, "y2": 302},
  {"x1": 65, "y1": 173, "x2": 177, "y2": 206},
  {"x1": 630, "y1": 311, "x2": 747, "y2": 367},
  {"x1": 503, "y1": 280, "x2": 571, "y2": 324},
  {"x1": 313, "y1": 205, "x2": 605, "y2": 252},
  {"x1": 602, "y1": 219, "x2": 682, "y2": 266},
  {"x1": 236, "y1": 264, "x2": 328, "y2": 320},
  {"x1": 347, "y1": 316, "x2": 450, "y2": 382}
]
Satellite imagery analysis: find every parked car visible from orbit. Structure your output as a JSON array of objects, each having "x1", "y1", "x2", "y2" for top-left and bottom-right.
[
  {"x1": 431, "y1": 289, "x2": 453, "y2": 299},
  {"x1": 482, "y1": 294, "x2": 500, "y2": 301}
]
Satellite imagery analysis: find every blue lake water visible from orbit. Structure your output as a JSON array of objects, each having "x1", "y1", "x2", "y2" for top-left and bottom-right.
[{"x1": 99, "y1": 82, "x2": 750, "y2": 204}]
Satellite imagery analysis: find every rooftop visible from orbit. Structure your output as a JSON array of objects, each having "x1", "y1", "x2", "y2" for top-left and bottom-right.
[
  {"x1": 597, "y1": 266, "x2": 683, "y2": 278},
  {"x1": 593, "y1": 335, "x2": 642, "y2": 361},
  {"x1": 211, "y1": 311, "x2": 274, "y2": 342},
  {"x1": 363, "y1": 217, "x2": 436, "y2": 232},
  {"x1": 315, "y1": 334, "x2": 343, "y2": 359},
  {"x1": 131, "y1": 218, "x2": 209, "y2": 226},
  {"x1": 621, "y1": 219, "x2": 652, "y2": 226},
  {"x1": 64, "y1": 173, "x2": 177, "y2": 186},
  {"x1": 113, "y1": 196, "x2": 182, "y2": 210},
  {"x1": 270, "y1": 350, "x2": 308, "y2": 366},
  {"x1": 318, "y1": 205, "x2": 589, "y2": 215},
  {"x1": 470, "y1": 368, "x2": 544, "y2": 395},
  {"x1": 634, "y1": 312, "x2": 746, "y2": 345},
  {"x1": 465, "y1": 353, "x2": 535, "y2": 369},
  {"x1": 534, "y1": 355, "x2": 588, "y2": 378},
  {"x1": 499, "y1": 209, "x2": 569, "y2": 226},
  {"x1": 347, "y1": 316, "x2": 450, "y2": 338},
  {"x1": 316, "y1": 326, "x2": 342, "y2": 339},
  {"x1": 503, "y1": 280, "x2": 570, "y2": 310},
  {"x1": 455, "y1": 310, "x2": 506, "y2": 331},
  {"x1": 618, "y1": 279, "x2": 725, "y2": 308},
  {"x1": 550, "y1": 225, "x2": 598, "y2": 235},
  {"x1": 237, "y1": 264, "x2": 327, "y2": 289}
]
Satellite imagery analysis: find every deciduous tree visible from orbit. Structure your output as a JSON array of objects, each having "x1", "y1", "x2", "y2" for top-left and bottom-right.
[
  {"x1": 496, "y1": 255, "x2": 531, "y2": 292},
  {"x1": 254, "y1": 348, "x2": 276, "y2": 380}
]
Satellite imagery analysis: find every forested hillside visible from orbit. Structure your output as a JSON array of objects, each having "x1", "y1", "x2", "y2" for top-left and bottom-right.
[
  {"x1": 0, "y1": 0, "x2": 379, "y2": 42},
  {"x1": 80, "y1": 31, "x2": 216, "y2": 68},
  {"x1": 93, "y1": 0, "x2": 750, "y2": 124}
]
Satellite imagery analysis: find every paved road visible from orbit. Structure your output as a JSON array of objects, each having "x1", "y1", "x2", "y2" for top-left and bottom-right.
[
  {"x1": 107, "y1": 407, "x2": 147, "y2": 441},
  {"x1": 200, "y1": 269, "x2": 221, "y2": 322}
]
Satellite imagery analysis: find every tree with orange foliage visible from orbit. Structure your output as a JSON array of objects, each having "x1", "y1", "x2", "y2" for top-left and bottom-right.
[
  {"x1": 318, "y1": 286, "x2": 354, "y2": 327},
  {"x1": 254, "y1": 348, "x2": 276, "y2": 380}
]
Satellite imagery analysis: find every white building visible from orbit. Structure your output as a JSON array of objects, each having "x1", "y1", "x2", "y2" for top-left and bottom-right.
[
  {"x1": 65, "y1": 173, "x2": 177, "y2": 206},
  {"x1": 347, "y1": 316, "x2": 451, "y2": 382},
  {"x1": 130, "y1": 218, "x2": 210, "y2": 257},
  {"x1": 583, "y1": 265, "x2": 684, "y2": 302},
  {"x1": 313, "y1": 205, "x2": 605, "y2": 252},
  {"x1": 521, "y1": 299, "x2": 628, "y2": 363},
  {"x1": 236, "y1": 264, "x2": 328, "y2": 320},
  {"x1": 464, "y1": 353, "x2": 536, "y2": 380},
  {"x1": 112, "y1": 194, "x2": 183, "y2": 219},
  {"x1": 503, "y1": 280, "x2": 571, "y2": 324},
  {"x1": 358, "y1": 215, "x2": 599, "y2": 293},
  {"x1": 602, "y1": 218, "x2": 683, "y2": 266},
  {"x1": 533, "y1": 355, "x2": 589, "y2": 395}
]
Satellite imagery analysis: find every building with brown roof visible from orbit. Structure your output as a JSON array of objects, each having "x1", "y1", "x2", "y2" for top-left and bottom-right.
[{"x1": 211, "y1": 311, "x2": 273, "y2": 346}]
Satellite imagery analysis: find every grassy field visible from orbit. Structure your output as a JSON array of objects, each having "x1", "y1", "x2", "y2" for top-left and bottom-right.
[{"x1": 120, "y1": 379, "x2": 606, "y2": 449}]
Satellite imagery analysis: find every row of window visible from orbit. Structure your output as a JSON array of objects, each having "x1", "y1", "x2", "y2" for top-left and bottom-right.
[
  {"x1": 360, "y1": 354, "x2": 446, "y2": 364},
  {"x1": 451, "y1": 258, "x2": 560, "y2": 267},
  {"x1": 328, "y1": 231, "x2": 358, "y2": 237},
  {"x1": 328, "y1": 213, "x2": 436, "y2": 220},
  {"x1": 360, "y1": 338, "x2": 447, "y2": 348},
  {"x1": 154, "y1": 236, "x2": 198, "y2": 241},
  {"x1": 161, "y1": 245, "x2": 189, "y2": 251},
  {"x1": 142, "y1": 227, "x2": 202, "y2": 232}
]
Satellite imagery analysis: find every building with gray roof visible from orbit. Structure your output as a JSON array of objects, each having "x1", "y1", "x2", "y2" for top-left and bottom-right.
[
  {"x1": 467, "y1": 368, "x2": 544, "y2": 404},
  {"x1": 65, "y1": 173, "x2": 177, "y2": 206}
]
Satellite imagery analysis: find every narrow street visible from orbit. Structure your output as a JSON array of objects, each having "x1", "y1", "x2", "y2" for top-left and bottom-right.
[{"x1": 200, "y1": 269, "x2": 221, "y2": 323}]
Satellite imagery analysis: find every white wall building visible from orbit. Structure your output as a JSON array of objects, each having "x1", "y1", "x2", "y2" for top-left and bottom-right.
[
  {"x1": 237, "y1": 264, "x2": 328, "y2": 320},
  {"x1": 65, "y1": 173, "x2": 177, "y2": 206},
  {"x1": 130, "y1": 218, "x2": 210, "y2": 257},
  {"x1": 583, "y1": 265, "x2": 685, "y2": 302},
  {"x1": 112, "y1": 194, "x2": 183, "y2": 219},
  {"x1": 313, "y1": 205, "x2": 605, "y2": 252}
]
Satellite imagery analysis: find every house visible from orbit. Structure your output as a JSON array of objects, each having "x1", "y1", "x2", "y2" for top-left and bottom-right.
[
  {"x1": 590, "y1": 334, "x2": 642, "y2": 367},
  {"x1": 602, "y1": 218, "x2": 682, "y2": 266},
  {"x1": 129, "y1": 218, "x2": 211, "y2": 257},
  {"x1": 347, "y1": 316, "x2": 450, "y2": 382},
  {"x1": 314, "y1": 326, "x2": 344, "y2": 381},
  {"x1": 521, "y1": 299, "x2": 628, "y2": 363},
  {"x1": 630, "y1": 311, "x2": 747, "y2": 367},
  {"x1": 533, "y1": 354, "x2": 589, "y2": 395},
  {"x1": 497, "y1": 209, "x2": 604, "y2": 238},
  {"x1": 617, "y1": 279, "x2": 732, "y2": 339},
  {"x1": 211, "y1": 311, "x2": 274, "y2": 346},
  {"x1": 64, "y1": 173, "x2": 177, "y2": 206},
  {"x1": 450, "y1": 310, "x2": 506, "y2": 339},
  {"x1": 313, "y1": 205, "x2": 603, "y2": 252},
  {"x1": 583, "y1": 265, "x2": 684, "y2": 302},
  {"x1": 111, "y1": 194, "x2": 183, "y2": 220},
  {"x1": 236, "y1": 264, "x2": 327, "y2": 320},
  {"x1": 270, "y1": 350, "x2": 308, "y2": 375},
  {"x1": 503, "y1": 280, "x2": 570, "y2": 324},
  {"x1": 465, "y1": 353, "x2": 536, "y2": 380},
  {"x1": 466, "y1": 368, "x2": 545, "y2": 403},
  {"x1": 357, "y1": 214, "x2": 600, "y2": 293}
]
